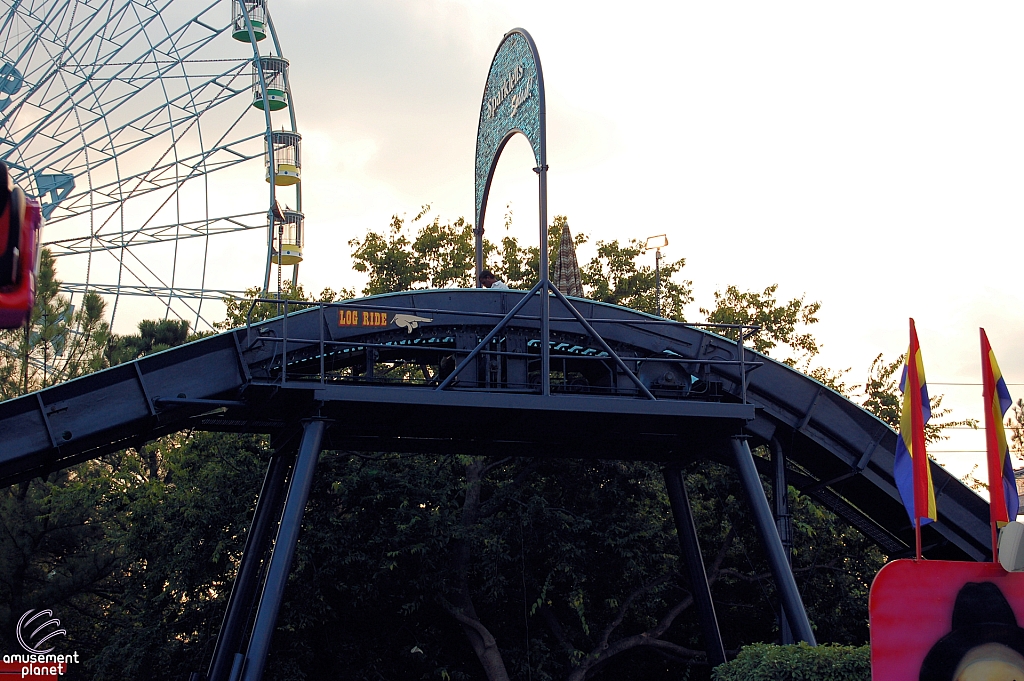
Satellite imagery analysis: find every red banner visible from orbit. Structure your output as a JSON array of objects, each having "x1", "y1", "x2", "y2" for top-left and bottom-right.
[{"x1": 870, "y1": 559, "x2": 1024, "y2": 680}]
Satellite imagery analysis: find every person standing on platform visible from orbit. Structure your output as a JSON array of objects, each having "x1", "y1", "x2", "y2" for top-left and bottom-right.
[{"x1": 480, "y1": 270, "x2": 508, "y2": 289}]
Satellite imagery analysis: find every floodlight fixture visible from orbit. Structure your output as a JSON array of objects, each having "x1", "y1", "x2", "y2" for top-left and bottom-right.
[{"x1": 645, "y1": 234, "x2": 668, "y2": 250}]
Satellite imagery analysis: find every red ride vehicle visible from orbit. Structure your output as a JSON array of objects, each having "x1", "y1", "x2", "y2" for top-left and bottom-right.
[{"x1": 0, "y1": 163, "x2": 42, "y2": 329}]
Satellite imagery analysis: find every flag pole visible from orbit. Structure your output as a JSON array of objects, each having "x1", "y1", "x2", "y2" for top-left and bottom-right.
[
  {"x1": 909, "y1": 319, "x2": 928, "y2": 561},
  {"x1": 915, "y1": 519, "x2": 922, "y2": 562},
  {"x1": 984, "y1": 329, "x2": 999, "y2": 563}
]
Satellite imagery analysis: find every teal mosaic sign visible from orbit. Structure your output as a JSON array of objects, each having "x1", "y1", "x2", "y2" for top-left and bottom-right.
[{"x1": 474, "y1": 28, "x2": 546, "y2": 238}]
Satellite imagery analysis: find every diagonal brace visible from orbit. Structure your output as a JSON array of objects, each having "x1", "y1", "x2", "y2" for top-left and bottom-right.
[
  {"x1": 435, "y1": 279, "x2": 545, "y2": 391},
  {"x1": 547, "y1": 285, "x2": 655, "y2": 400}
]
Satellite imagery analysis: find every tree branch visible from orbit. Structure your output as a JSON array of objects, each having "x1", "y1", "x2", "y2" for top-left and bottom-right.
[
  {"x1": 571, "y1": 525, "x2": 740, "y2": 680},
  {"x1": 481, "y1": 456, "x2": 513, "y2": 478},
  {"x1": 599, "y1": 573, "x2": 674, "y2": 648}
]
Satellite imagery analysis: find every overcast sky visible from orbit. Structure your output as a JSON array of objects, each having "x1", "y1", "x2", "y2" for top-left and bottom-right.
[{"x1": 234, "y1": 1, "x2": 1024, "y2": 478}]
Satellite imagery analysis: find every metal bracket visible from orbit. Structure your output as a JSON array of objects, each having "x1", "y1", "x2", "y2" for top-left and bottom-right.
[
  {"x1": 36, "y1": 393, "x2": 59, "y2": 449},
  {"x1": 135, "y1": 363, "x2": 156, "y2": 416},
  {"x1": 795, "y1": 385, "x2": 825, "y2": 431},
  {"x1": 154, "y1": 397, "x2": 247, "y2": 410}
]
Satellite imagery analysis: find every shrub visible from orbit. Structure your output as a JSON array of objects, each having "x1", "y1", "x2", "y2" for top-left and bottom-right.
[{"x1": 711, "y1": 642, "x2": 871, "y2": 681}]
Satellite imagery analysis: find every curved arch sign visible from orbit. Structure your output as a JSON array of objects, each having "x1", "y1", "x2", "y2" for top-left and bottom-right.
[{"x1": 473, "y1": 28, "x2": 547, "y2": 283}]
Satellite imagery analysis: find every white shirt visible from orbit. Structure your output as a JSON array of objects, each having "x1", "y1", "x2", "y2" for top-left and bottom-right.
[{"x1": 490, "y1": 280, "x2": 509, "y2": 290}]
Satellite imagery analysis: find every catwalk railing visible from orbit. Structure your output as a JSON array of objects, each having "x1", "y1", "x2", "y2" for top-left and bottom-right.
[{"x1": 243, "y1": 295, "x2": 763, "y2": 401}]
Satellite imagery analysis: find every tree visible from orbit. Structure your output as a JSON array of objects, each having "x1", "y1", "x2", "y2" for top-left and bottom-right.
[
  {"x1": 216, "y1": 281, "x2": 354, "y2": 331},
  {"x1": 0, "y1": 252, "x2": 236, "y2": 677},
  {"x1": 0, "y1": 249, "x2": 110, "y2": 398},
  {"x1": 581, "y1": 237, "x2": 692, "y2": 321},
  {"x1": 860, "y1": 353, "x2": 977, "y2": 442},
  {"x1": 106, "y1": 319, "x2": 192, "y2": 365},
  {"x1": 349, "y1": 205, "x2": 435, "y2": 295},
  {"x1": 700, "y1": 285, "x2": 820, "y2": 364}
]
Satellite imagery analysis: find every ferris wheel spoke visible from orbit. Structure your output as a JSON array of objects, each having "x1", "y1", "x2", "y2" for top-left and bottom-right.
[
  {"x1": 19, "y1": 64, "x2": 249, "y2": 192},
  {"x1": 14, "y1": 54, "x2": 246, "y2": 173},
  {"x1": 0, "y1": 1, "x2": 166, "y2": 141},
  {"x1": 45, "y1": 210, "x2": 267, "y2": 256},
  {"x1": 103, "y1": 239, "x2": 213, "y2": 326},
  {"x1": 62, "y1": 282, "x2": 244, "y2": 302},
  {"x1": 1, "y1": 0, "x2": 225, "y2": 165},
  {"x1": 44, "y1": 127, "x2": 261, "y2": 221}
]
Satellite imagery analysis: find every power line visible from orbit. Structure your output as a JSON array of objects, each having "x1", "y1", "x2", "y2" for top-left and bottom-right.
[{"x1": 931, "y1": 382, "x2": 1024, "y2": 386}]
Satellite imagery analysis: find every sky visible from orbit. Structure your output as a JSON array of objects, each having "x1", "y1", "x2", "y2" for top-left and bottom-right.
[
  {"x1": 257, "y1": 1, "x2": 1024, "y2": 480},
  {"x1": 57, "y1": 1, "x2": 1023, "y2": 480}
]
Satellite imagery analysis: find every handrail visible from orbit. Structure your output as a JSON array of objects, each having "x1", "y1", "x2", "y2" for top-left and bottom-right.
[{"x1": 240, "y1": 297, "x2": 761, "y2": 399}]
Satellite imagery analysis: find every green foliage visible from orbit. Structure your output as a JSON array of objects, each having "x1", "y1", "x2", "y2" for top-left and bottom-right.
[
  {"x1": 581, "y1": 237, "x2": 693, "y2": 320},
  {"x1": 0, "y1": 249, "x2": 110, "y2": 398},
  {"x1": 711, "y1": 642, "x2": 870, "y2": 681},
  {"x1": 861, "y1": 352, "x2": 977, "y2": 443},
  {"x1": 106, "y1": 319, "x2": 192, "y2": 365},
  {"x1": 0, "y1": 465, "x2": 119, "y2": 659},
  {"x1": 86, "y1": 433, "x2": 269, "y2": 680},
  {"x1": 700, "y1": 285, "x2": 820, "y2": 363},
  {"x1": 349, "y1": 204, "x2": 480, "y2": 294},
  {"x1": 244, "y1": 456, "x2": 882, "y2": 681},
  {"x1": 217, "y1": 281, "x2": 354, "y2": 331},
  {"x1": 413, "y1": 213, "x2": 477, "y2": 289},
  {"x1": 347, "y1": 209, "x2": 698, "y2": 311},
  {"x1": 350, "y1": 206, "x2": 433, "y2": 295}
]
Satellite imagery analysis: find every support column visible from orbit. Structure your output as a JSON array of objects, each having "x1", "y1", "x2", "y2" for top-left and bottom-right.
[
  {"x1": 536, "y1": 163, "x2": 550, "y2": 396},
  {"x1": 207, "y1": 451, "x2": 294, "y2": 681},
  {"x1": 663, "y1": 467, "x2": 726, "y2": 666},
  {"x1": 730, "y1": 436, "x2": 816, "y2": 645},
  {"x1": 770, "y1": 438, "x2": 794, "y2": 645},
  {"x1": 241, "y1": 420, "x2": 326, "y2": 681}
]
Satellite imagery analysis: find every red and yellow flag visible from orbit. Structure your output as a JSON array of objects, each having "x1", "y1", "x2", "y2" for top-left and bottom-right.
[
  {"x1": 894, "y1": 319, "x2": 936, "y2": 529},
  {"x1": 981, "y1": 328, "x2": 1017, "y2": 527}
]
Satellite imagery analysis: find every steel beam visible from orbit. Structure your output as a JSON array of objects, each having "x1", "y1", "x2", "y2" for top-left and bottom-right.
[
  {"x1": 730, "y1": 436, "x2": 815, "y2": 645},
  {"x1": 663, "y1": 467, "x2": 726, "y2": 666},
  {"x1": 770, "y1": 437, "x2": 794, "y2": 645},
  {"x1": 206, "y1": 451, "x2": 293, "y2": 681},
  {"x1": 241, "y1": 420, "x2": 326, "y2": 681}
]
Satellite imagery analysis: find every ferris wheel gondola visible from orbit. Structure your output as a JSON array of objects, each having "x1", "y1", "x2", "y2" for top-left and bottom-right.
[{"x1": 0, "y1": 163, "x2": 42, "y2": 329}]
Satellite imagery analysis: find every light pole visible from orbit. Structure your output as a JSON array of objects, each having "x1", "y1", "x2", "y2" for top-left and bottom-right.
[{"x1": 645, "y1": 234, "x2": 668, "y2": 317}]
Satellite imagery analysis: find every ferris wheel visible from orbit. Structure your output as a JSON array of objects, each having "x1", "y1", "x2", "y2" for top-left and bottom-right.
[{"x1": 0, "y1": 0, "x2": 304, "y2": 332}]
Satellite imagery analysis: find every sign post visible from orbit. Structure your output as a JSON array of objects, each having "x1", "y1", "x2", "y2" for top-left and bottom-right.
[{"x1": 473, "y1": 28, "x2": 550, "y2": 394}]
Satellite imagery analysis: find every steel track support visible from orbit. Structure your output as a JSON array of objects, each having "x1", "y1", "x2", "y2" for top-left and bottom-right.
[
  {"x1": 730, "y1": 436, "x2": 815, "y2": 645},
  {"x1": 770, "y1": 437, "x2": 794, "y2": 645},
  {"x1": 663, "y1": 467, "x2": 726, "y2": 666},
  {"x1": 205, "y1": 450, "x2": 294, "y2": 681},
  {"x1": 241, "y1": 420, "x2": 326, "y2": 681}
]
